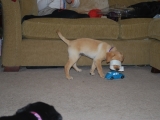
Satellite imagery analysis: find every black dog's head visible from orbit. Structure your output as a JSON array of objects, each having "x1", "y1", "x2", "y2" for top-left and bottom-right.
[{"x1": 0, "y1": 102, "x2": 62, "y2": 120}]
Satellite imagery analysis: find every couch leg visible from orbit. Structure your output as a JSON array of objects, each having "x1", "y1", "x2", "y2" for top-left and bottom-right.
[
  {"x1": 3, "y1": 66, "x2": 20, "y2": 72},
  {"x1": 151, "y1": 67, "x2": 160, "y2": 73}
]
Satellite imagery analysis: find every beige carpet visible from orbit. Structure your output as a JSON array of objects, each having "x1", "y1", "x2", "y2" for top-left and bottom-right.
[{"x1": 0, "y1": 65, "x2": 160, "y2": 120}]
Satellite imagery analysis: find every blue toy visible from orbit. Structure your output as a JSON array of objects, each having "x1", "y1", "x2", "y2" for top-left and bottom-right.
[{"x1": 105, "y1": 70, "x2": 124, "y2": 80}]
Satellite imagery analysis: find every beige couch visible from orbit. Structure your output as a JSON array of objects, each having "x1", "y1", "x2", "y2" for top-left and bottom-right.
[{"x1": 1, "y1": 0, "x2": 160, "y2": 73}]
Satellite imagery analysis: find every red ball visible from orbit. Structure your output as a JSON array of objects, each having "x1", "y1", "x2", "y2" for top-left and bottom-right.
[{"x1": 88, "y1": 9, "x2": 102, "y2": 18}]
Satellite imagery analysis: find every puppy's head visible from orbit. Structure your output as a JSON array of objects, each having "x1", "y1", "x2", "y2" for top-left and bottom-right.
[
  {"x1": 106, "y1": 51, "x2": 124, "y2": 70},
  {"x1": 16, "y1": 102, "x2": 62, "y2": 120}
]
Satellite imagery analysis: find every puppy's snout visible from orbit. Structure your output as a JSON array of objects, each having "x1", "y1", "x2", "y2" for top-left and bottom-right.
[
  {"x1": 115, "y1": 68, "x2": 119, "y2": 71},
  {"x1": 113, "y1": 65, "x2": 120, "y2": 71}
]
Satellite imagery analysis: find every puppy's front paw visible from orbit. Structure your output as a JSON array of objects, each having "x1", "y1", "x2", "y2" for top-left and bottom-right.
[
  {"x1": 66, "y1": 76, "x2": 73, "y2": 80},
  {"x1": 100, "y1": 74, "x2": 105, "y2": 78},
  {"x1": 90, "y1": 71, "x2": 95, "y2": 76}
]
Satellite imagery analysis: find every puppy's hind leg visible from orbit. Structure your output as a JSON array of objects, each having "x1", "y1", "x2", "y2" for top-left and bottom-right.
[{"x1": 65, "y1": 55, "x2": 80, "y2": 80}]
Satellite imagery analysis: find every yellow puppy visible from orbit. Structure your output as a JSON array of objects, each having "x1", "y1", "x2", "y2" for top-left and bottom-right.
[{"x1": 57, "y1": 31, "x2": 124, "y2": 80}]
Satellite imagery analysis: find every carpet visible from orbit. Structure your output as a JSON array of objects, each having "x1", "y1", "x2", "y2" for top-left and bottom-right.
[{"x1": 0, "y1": 65, "x2": 160, "y2": 120}]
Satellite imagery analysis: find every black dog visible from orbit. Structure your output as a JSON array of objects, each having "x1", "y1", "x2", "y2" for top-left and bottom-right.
[
  {"x1": 0, "y1": 102, "x2": 62, "y2": 120},
  {"x1": 107, "y1": 1, "x2": 160, "y2": 21},
  {"x1": 22, "y1": 9, "x2": 89, "y2": 22},
  {"x1": 128, "y1": 1, "x2": 160, "y2": 18}
]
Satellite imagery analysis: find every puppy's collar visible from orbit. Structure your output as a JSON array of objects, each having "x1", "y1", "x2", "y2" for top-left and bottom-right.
[
  {"x1": 108, "y1": 47, "x2": 114, "y2": 52},
  {"x1": 31, "y1": 111, "x2": 42, "y2": 120}
]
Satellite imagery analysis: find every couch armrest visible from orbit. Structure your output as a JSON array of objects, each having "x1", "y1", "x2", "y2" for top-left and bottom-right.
[
  {"x1": 148, "y1": 19, "x2": 160, "y2": 41},
  {"x1": 1, "y1": 0, "x2": 22, "y2": 66}
]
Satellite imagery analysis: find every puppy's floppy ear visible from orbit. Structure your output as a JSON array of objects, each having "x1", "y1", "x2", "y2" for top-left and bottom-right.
[{"x1": 106, "y1": 52, "x2": 115, "y2": 63}]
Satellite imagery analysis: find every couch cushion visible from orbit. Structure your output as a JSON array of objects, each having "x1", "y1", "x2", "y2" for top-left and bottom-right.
[
  {"x1": 22, "y1": 18, "x2": 119, "y2": 40},
  {"x1": 19, "y1": 0, "x2": 38, "y2": 18},
  {"x1": 119, "y1": 18, "x2": 152, "y2": 39},
  {"x1": 148, "y1": 19, "x2": 160, "y2": 41},
  {"x1": 108, "y1": 0, "x2": 151, "y2": 7},
  {"x1": 67, "y1": 0, "x2": 109, "y2": 14},
  {"x1": 67, "y1": 0, "x2": 150, "y2": 14}
]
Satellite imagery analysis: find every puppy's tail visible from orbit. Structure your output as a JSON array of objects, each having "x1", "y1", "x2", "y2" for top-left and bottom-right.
[{"x1": 56, "y1": 30, "x2": 70, "y2": 46}]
